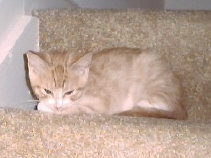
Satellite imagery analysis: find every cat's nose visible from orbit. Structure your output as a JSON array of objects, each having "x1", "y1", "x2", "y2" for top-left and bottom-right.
[{"x1": 55, "y1": 99, "x2": 63, "y2": 109}]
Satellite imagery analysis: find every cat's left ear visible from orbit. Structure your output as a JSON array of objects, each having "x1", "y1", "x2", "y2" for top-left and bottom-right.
[
  {"x1": 26, "y1": 51, "x2": 49, "y2": 77},
  {"x1": 71, "y1": 53, "x2": 93, "y2": 76}
]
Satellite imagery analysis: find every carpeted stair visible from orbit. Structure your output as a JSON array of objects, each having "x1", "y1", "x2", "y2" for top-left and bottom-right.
[{"x1": 0, "y1": 9, "x2": 211, "y2": 157}]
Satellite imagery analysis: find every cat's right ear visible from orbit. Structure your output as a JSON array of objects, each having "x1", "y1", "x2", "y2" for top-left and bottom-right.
[
  {"x1": 26, "y1": 51, "x2": 49, "y2": 78},
  {"x1": 70, "y1": 53, "x2": 93, "y2": 77}
]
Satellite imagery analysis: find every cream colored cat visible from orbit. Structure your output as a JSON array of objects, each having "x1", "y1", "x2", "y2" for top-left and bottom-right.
[{"x1": 26, "y1": 48, "x2": 187, "y2": 119}]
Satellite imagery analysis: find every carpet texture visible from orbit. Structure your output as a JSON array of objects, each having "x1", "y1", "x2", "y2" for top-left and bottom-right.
[
  {"x1": 0, "y1": 109, "x2": 210, "y2": 158},
  {"x1": 0, "y1": 9, "x2": 210, "y2": 157}
]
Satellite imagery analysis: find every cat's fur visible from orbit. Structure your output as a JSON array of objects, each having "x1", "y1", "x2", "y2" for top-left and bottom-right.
[{"x1": 26, "y1": 48, "x2": 187, "y2": 119}]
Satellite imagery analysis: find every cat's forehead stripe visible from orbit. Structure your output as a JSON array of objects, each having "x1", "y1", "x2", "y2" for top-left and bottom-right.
[{"x1": 52, "y1": 65, "x2": 66, "y2": 88}]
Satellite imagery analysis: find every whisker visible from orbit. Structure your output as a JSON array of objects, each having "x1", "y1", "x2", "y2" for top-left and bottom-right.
[
  {"x1": 1, "y1": 100, "x2": 39, "y2": 108},
  {"x1": 19, "y1": 103, "x2": 38, "y2": 105},
  {"x1": 20, "y1": 100, "x2": 39, "y2": 103},
  {"x1": 15, "y1": 100, "x2": 40, "y2": 105},
  {"x1": 1, "y1": 103, "x2": 38, "y2": 107},
  {"x1": 25, "y1": 99, "x2": 39, "y2": 102}
]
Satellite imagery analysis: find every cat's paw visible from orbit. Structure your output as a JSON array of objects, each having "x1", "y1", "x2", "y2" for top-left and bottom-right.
[{"x1": 37, "y1": 103, "x2": 53, "y2": 113}]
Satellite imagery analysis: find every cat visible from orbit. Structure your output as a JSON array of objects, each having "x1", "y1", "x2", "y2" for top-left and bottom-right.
[{"x1": 26, "y1": 48, "x2": 187, "y2": 119}]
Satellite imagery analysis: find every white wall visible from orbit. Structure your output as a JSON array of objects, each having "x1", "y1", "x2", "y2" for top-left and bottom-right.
[
  {"x1": 0, "y1": 0, "x2": 24, "y2": 36},
  {"x1": 0, "y1": 0, "x2": 39, "y2": 110},
  {"x1": 71, "y1": 0, "x2": 164, "y2": 9},
  {"x1": 25, "y1": 0, "x2": 165, "y2": 10},
  {"x1": 0, "y1": 0, "x2": 24, "y2": 64},
  {"x1": 25, "y1": 0, "x2": 78, "y2": 13},
  {"x1": 165, "y1": 0, "x2": 211, "y2": 10},
  {"x1": 25, "y1": 0, "x2": 211, "y2": 11},
  {"x1": 0, "y1": 18, "x2": 39, "y2": 110}
]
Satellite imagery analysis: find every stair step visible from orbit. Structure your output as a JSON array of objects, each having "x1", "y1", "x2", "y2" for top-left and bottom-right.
[{"x1": 33, "y1": 9, "x2": 211, "y2": 121}]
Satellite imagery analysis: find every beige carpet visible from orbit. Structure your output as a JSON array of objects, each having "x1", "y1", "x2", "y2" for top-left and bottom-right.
[
  {"x1": 0, "y1": 9, "x2": 210, "y2": 157},
  {"x1": 0, "y1": 108, "x2": 210, "y2": 158}
]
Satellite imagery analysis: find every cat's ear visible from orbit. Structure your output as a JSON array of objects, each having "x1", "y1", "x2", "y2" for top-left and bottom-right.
[
  {"x1": 71, "y1": 53, "x2": 93, "y2": 76},
  {"x1": 26, "y1": 51, "x2": 49, "y2": 77}
]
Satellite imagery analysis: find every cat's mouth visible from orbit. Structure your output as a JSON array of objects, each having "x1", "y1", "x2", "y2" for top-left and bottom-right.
[{"x1": 37, "y1": 102, "x2": 73, "y2": 114}]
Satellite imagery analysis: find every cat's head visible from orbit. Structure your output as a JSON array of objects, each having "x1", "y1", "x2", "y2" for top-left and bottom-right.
[{"x1": 26, "y1": 50, "x2": 92, "y2": 113}]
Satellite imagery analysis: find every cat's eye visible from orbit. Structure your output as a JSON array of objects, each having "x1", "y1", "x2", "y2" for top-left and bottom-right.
[
  {"x1": 44, "y1": 89, "x2": 53, "y2": 95},
  {"x1": 64, "y1": 90, "x2": 75, "y2": 96}
]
